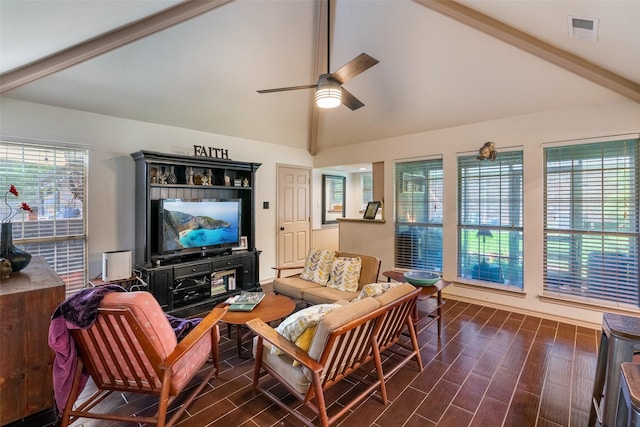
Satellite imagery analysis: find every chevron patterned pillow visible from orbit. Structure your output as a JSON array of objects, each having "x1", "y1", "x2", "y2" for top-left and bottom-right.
[
  {"x1": 300, "y1": 249, "x2": 336, "y2": 286},
  {"x1": 327, "y1": 257, "x2": 362, "y2": 292}
]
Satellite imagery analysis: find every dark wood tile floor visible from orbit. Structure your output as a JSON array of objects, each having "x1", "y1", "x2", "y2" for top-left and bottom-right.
[{"x1": 10, "y1": 290, "x2": 599, "y2": 427}]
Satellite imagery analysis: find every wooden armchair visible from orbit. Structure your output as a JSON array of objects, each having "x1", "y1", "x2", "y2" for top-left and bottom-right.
[
  {"x1": 246, "y1": 286, "x2": 421, "y2": 427},
  {"x1": 60, "y1": 291, "x2": 227, "y2": 427}
]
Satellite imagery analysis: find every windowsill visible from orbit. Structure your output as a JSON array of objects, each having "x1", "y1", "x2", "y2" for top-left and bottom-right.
[
  {"x1": 538, "y1": 293, "x2": 640, "y2": 316},
  {"x1": 337, "y1": 218, "x2": 386, "y2": 224},
  {"x1": 320, "y1": 223, "x2": 339, "y2": 228},
  {"x1": 454, "y1": 280, "x2": 526, "y2": 297}
]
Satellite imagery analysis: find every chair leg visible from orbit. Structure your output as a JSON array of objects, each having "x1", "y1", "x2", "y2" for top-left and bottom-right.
[
  {"x1": 253, "y1": 337, "x2": 264, "y2": 390},
  {"x1": 406, "y1": 317, "x2": 423, "y2": 371},
  {"x1": 60, "y1": 359, "x2": 84, "y2": 427},
  {"x1": 211, "y1": 327, "x2": 220, "y2": 376},
  {"x1": 310, "y1": 372, "x2": 329, "y2": 427},
  {"x1": 165, "y1": 364, "x2": 217, "y2": 427},
  {"x1": 371, "y1": 337, "x2": 388, "y2": 404},
  {"x1": 156, "y1": 372, "x2": 172, "y2": 427}
]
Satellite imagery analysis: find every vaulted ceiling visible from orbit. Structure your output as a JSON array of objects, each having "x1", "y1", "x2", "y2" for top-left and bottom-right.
[{"x1": 1, "y1": 0, "x2": 639, "y2": 155}]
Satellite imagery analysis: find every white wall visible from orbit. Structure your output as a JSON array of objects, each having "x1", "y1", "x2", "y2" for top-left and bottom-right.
[
  {"x1": 311, "y1": 227, "x2": 339, "y2": 251},
  {"x1": 0, "y1": 98, "x2": 313, "y2": 281},
  {"x1": 3, "y1": 96, "x2": 640, "y2": 326},
  {"x1": 320, "y1": 98, "x2": 640, "y2": 328},
  {"x1": 347, "y1": 172, "x2": 365, "y2": 217}
]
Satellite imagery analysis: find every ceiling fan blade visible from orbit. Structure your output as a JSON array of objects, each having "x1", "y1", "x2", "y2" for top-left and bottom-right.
[
  {"x1": 257, "y1": 84, "x2": 317, "y2": 94},
  {"x1": 341, "y1": 87, "x2": 365, "y2": 111},
  {"x1": 331, "y1": 53, "x2": 379, "y2": 84}
]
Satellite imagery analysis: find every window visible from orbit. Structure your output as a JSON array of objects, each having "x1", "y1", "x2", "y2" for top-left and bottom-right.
[
  {"x1": 361, "y1": 172, "x2": 373, "y2": 210},
  {"x1": 395, "y1": 158, "x2": 443, "y2": 271},
  {"x1": 0, "y1": 140, "x2": 88, "y2": 295},
  {"x1": 322, "y1": 174, "x2": 345, "y2": 224},
  {"x1": 544, "y1": 137, "x2": 639, "y2": 307},
  {"x1": 458, "y1": 150, "x2": 523, "y2": 289}
]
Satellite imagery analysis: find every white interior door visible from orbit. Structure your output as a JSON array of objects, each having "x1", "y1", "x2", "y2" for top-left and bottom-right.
[{"x1": 277, "y1": 165, "x2": 310, "y2": 273}]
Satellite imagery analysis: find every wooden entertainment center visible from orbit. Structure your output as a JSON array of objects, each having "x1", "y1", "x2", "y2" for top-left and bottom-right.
[{"x1": 131, "y1": 150, "x2": 261, "y2": 318}]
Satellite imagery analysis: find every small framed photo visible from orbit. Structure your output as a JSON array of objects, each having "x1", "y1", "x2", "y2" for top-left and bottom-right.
[
  {"x1": 233, "y1": 236, "x2": 248, "y2": 251},
  {"x1": 363, "y1": 201, "x2": 381, "y2": 220}
]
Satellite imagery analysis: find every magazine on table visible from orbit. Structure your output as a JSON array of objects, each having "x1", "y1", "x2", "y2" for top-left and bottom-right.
[{"x1": 226, "y1": 291, "x2": 265, "y2": 311}]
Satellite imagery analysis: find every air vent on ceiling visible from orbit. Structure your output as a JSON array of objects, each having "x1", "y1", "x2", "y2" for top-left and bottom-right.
[{"x1": 568, "y1": 16, "x2": 599, "y2": 41}]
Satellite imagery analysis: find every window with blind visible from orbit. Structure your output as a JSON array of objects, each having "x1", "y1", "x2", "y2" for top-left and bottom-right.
[
  {"x1": 0, "y1": 141, "x2": 88, "y2": 295},
  {"x1": 361, "y1": 172, "x2": 373, "y2": 210},
  {"x1": 544, "y1": 137, "x2": 639, "y2": 307},
  {"x1": 394, "y1": 159, "x2": 443, "y2": 271},
  {"x1": 458, "y1": 151, "x2": 523, "y2": 289}
]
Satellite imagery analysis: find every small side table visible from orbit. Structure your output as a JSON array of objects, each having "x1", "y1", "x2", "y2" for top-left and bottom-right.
[
  {"x1": 382, "y1": 270, "x2": 451, "y2": 336},
  {"x1": 217, "y1": 294, "x2": 296, "y2": 358},
  {"x1": 589, "y1": 313, "x2": 640, "y2": 427}
]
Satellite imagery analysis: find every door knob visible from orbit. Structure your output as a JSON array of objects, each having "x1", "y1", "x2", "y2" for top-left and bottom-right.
[{"x1": 280, "y1": 227, "x2": 285, "y2": 231}]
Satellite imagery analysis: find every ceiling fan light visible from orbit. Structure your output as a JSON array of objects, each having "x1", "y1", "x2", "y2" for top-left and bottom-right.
[{"x1": 315, "y1": 86, "x2": 342, "y2": 108}]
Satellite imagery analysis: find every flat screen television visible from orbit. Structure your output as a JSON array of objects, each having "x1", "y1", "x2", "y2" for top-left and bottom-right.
[{"x1": 159, "y1": 199, "x2": 241, "y2": 257}]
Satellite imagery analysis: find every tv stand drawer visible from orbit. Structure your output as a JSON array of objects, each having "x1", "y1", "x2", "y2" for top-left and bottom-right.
[
  {"x1": 175, "y1": 262, "x2": 211, "y2": 279},
  {"x1": 211, "y1": 255, "x2": 243, "y2": 271}
]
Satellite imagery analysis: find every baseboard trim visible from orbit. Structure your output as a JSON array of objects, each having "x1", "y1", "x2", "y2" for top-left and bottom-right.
[{"x1": 444, "y1": 292, "x2": 601, "y2": 330}]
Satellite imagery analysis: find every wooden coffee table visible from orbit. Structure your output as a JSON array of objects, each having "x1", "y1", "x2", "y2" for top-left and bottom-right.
[
  {"x1": 216, "y1": 294, "x2": 296, "y2": 358},
  {"x1": 382, "y1": 270, "x2": 451, "y2": 336}
]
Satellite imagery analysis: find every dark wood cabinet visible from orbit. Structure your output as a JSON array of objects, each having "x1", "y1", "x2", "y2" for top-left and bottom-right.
[
  {"x1": 131, "y1": 151, "x2": 261, "y2": 317},
  {"x1": 146, "y1": 266, "x2": 173, "y2": 311},
  {"x1": 0, "y1": 257, "x2": 65, "y2": 425}
]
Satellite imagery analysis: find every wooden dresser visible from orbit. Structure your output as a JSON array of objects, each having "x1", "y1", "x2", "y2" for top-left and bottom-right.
[{"x1": 0, "y1": 257, "x2": 65, "y2": 425}]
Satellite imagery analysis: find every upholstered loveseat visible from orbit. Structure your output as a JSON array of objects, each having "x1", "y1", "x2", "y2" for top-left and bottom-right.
[
  {"x1": 272, "y1": 250, "x2": 381, "y2": 305},
  {"x1": 247, "y1": 282, "x2": 422, "y2": 427}
]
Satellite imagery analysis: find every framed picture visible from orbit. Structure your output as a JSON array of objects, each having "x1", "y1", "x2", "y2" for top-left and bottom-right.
[
  {"x1": 232, "y1": 236, "x2": 248, "y2": 251},
  {"x1": 363, "y1": 201, "x2": 381, "y2": 220}
]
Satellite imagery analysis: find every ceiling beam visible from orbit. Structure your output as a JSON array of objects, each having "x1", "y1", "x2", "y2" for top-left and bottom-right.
[
  {"x1": 309, "y1": 0, "x2": 330, "y2": 156},
  {"x1": 413, "y1": 0, "x2": 640, "y2": 103},
  {"x1": 0, "y1": 0, "x2": 234, "y2": 94}
]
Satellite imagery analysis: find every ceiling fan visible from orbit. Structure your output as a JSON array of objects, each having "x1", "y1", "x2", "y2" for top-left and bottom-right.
[{"x1": 256, "y1": 1, "x2": 379, "y2": 111}]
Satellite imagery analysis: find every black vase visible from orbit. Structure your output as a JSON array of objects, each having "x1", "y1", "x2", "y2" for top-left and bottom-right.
[{"x1": 0, "y1": 222, "x2": 32, "y2": 272}]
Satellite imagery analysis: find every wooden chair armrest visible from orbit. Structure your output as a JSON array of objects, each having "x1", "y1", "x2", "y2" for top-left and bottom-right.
[
  {"x1": 246, "y1": 318, "x2": 323, "y2": 374},
  {"x1": 272, "y1": 264, "x2": 305, "y2": 278},
  {"x1": 161, "y1": 306, "x2": 228, "y2": 369}
]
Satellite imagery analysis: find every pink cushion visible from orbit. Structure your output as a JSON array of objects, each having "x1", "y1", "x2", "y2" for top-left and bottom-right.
[
  {"x1": 80, "y1": 291, "x2": 210, "y2": 394},
  {"x1": 100, "y1": 292, "x2": 178, "y2": 358}
]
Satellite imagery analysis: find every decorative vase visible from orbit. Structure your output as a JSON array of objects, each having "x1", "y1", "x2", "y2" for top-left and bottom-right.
[
  {"x1": 157, "y1": 166, "x2": 167, "y2": 184},
  {"x1": 0, "y1": 222, "x2": 32, "y2": 273},
  {"x1": 186, "y1": 167, "x2": 194, "y2": 185},
  {"x1": 166, "y1": 166, "x2": 177, "y2": 184}
]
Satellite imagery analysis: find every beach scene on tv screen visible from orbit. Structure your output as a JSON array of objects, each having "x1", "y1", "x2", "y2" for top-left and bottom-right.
[{"x1": 162, "y1": 200, "x2": 239, "y2": 251}]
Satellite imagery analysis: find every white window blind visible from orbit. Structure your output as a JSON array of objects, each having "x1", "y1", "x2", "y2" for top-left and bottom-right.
[
  {"x1": 0, "y1": 141, "x2": 88, "y2": 295},
  {"x1": 394, "y1": 159, "x2": 443, "y2": 271},
  {"x1": 361, "y1": 172, "x2": 373, "y2": 210},
  {"x1": 544, "y1": 138, "x2": 639, "y2": 307},
  {"x1": 457, "y1": 151, "x2": 524, "y2": 288}
]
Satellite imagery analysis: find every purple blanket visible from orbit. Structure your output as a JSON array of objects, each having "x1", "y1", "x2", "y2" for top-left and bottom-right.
[{"x1": 48, "y1": 285, "x2": 202, "y2": 415}]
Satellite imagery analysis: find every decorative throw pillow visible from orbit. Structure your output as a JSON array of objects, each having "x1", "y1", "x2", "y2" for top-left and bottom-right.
[
  {"x1": 294, "y1": 325, "x2": 317, "y2": 352},
  {"x1": 273, "y1": 304, "x2": 341, "y2": 364},
  {"x1": 353, "y1": 282, "x2": 403, "y2": 301},
  {"x1": 326, "y1": 257, "x2": 362, "y2": 292},
  {"x1": 300, "y1": 249, "x2": 336, "y2": 286}
]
